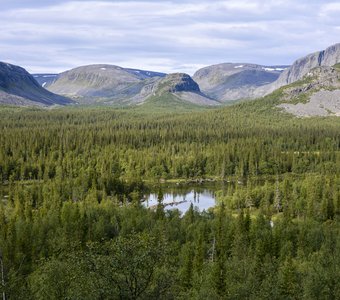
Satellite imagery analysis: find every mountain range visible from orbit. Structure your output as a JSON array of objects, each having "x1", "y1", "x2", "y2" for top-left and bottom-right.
[{"x1": 1, "y1": 43, "x2": 340, "y2": 115}]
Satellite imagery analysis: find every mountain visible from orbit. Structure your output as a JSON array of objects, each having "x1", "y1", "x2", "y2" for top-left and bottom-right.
[
  {"x1": 134, "y1": 73, "x2": 220, "y2": 107},
  {"x1": 45, "y1": 65, "x2": 218, "y2": 107},
  {"x1": 192, "y1": 63, "x2": 288, "y2": 102},
  {"x1": 45, "y1": 64, "x2": 166, "y2": 104},
  {"x1": 245, "y1": 64, "x2": 340, "y2": 117},
  {"x1": 0, "y1": 62, "x2": 72, "y2": 106},
  {"x1": 257, "y1": 43, "x2": 340, "y2": 96}
]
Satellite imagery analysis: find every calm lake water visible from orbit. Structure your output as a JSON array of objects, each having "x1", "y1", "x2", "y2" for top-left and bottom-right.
[{"x1": 144, "y1": 183, "x2": 223, "y2": 213}]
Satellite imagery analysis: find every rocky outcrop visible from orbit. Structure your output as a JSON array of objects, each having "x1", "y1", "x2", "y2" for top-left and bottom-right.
[
  {"x1": 276, "y1": 65, "x2": 340, "y2": 117},
  {"x1": 278, "y1": 90, "x2": 340, "y2": 117},
  {"x1": 156, "y1": 73, "x2": 200, "y2": 94},
  {"x1": 281, "y1": 66, "x2": 340, "y2": 100},
  {"x1": 129, "y1": 73, "x2": 220, "y2": 106},
  {"x1": 0, "y1": 62, "x2": 72, "y2": 106}
]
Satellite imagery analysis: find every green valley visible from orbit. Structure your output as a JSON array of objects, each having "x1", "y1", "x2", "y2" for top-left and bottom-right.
[{"x1": 0, "y1": 101, "x2": 339, "y2": 299}]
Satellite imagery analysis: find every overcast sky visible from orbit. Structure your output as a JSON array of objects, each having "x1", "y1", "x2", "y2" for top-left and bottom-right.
[{"x1": 1, "y1": 0, "x2": 339, "y2": 74}]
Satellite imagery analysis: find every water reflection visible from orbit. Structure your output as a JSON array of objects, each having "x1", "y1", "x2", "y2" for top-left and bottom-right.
[{"x1": 144, "y1": 186, "x2": 217, "y2": 213}]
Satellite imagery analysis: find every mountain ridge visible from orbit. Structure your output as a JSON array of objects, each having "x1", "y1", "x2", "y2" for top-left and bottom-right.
[
  {"x1": 0, "y1": 62, "x2": 72, "y2": 106},
  {"x1": 193, "y1": 63, "x2": 288, "y2": 102},
  {"x1": 256, "y1": 43, "x2": 340, "y2": 97}
]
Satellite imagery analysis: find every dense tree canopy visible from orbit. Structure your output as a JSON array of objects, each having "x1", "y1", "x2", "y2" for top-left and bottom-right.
[{"x1": 0, "y1": 104, "x2": 339, "y2": 299}]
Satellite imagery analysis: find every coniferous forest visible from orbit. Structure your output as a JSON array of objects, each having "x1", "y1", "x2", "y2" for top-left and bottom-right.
[{"x1": 0, "y1": 102, "x2": 340, "y2": 299}]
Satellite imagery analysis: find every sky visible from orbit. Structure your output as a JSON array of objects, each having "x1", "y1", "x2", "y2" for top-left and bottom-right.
[{"x1": 0, "y1": 0, "x2": 339, "y2": 74}]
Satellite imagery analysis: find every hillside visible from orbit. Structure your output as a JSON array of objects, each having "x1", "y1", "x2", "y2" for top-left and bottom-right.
[
  {"x1": 236, "y1": 64, "x2": 340, "y2": 117},
  {"x1": 277, "y1": 65, "x2": 340, "y2": 117},
  {"x1": 0, "y1": 62, "x2": 72, "y2": 106},
  {"x1": 45, "y1": 64, "x2": 154, "y2": 104},
  {"x1": 193, "y1": 63, "x2": 287, "y2": 102}
]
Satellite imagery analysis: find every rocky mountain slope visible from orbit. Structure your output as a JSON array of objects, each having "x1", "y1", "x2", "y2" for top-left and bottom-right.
[
  {"x1": 0, "y1": 62, "x2": 72, "y2": 106},
  {"x1": 256, "y1": 43, "x2": 340, "y2": 97},
  {"x1": 276, "y1": 65, "x2": 340, "y2": 117},
  {"x1": 193, "y1": 63, "x2": 288, "y2": 102}
]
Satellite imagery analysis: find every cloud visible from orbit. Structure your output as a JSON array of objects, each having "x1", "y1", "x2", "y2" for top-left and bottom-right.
[{"x1": 0, "y1": 0, "x2": 339, "y2": 74}]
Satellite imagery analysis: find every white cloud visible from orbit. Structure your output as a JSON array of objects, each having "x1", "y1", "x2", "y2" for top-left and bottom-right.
[
  {"x1": 319, "y1": 2, "x2": 340, "y2": 14},
  {"x1": 0, "y1": 0, "x2": 339, "y2": 74}
]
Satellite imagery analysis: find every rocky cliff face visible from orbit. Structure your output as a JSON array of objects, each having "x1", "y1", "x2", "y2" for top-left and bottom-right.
[
  {"x1": 257, "y1": 43, "x2": 340, "y2": 96},
  {"x1": 156, "y1": 73, "x2": 200, "y2": 94},
  {"x1": 127, "y1": 73, "x2": 221, "y2": 106},
  {"x1": 281, "y1": 43, "x2": 340, "y2": 85},
  {"x1": 154, "y1": 73, "x2": 219, "y2": 106},
  {"x1": 193, "y1": 63, "x2": 287, "y2": 102},
  {"x1": 0, "y1": 62, "x2": 72, "y2": 106},
  {"x1": 130, "y1": 73, "x2": 219, "y2": 106}
]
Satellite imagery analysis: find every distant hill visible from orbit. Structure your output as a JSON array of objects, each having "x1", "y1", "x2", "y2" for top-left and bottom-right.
[
  {"x1": 193, "y1": 63, "x2": 288, "y2": 102},
  {"x1": 135, "y1": 73, "x2": 220, "y2": 108},
  {"x1": 45, "y1": 64, "x2": 166, "y2": 104},
  {"x1": 0, "y1": 62, "x2": 72, "y2": 106},
  {"x1": 45, "y1": 65, "x2": 218, "y2": 107}
]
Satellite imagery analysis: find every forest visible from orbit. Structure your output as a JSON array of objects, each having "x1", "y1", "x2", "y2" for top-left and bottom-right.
[{"x1": 0, "y1": 102, "x2": 340, "y2": 299}]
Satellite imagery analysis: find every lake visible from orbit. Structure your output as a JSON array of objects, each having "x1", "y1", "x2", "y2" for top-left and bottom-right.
[{"x1": 143, "y1": 182, "x2": 225, "y2": 213}]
